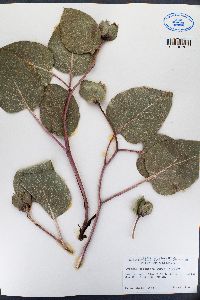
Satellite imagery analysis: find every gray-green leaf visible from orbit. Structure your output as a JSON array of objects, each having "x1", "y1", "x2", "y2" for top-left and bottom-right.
[
  {"x1": 48, "y1": 26, "x2": 94, "y2": 76},
  {"x1": 2, "y1": 41, "x2": 54, "y2": 85},
  {"x1": 0, "y1": 50, "x2": 44, "y2": 113},
  {"x1": 79, "y1": 80, "x2": 106, "y2": 103},
  {"x1": 106, "y1": 87, "x2": 173, "y2": 144},
  {"x1": 60, "y1": 8, "x2": 101, "y2": 54},
  {"x1": 13, "y1": 161, "x2": 71, "y2": 218},
  {"x1": 40, "y1": 84, "x2": 80, "y2": 137},
  {"x1": 137, "y1": 134, "x2": 173, "y2": 178},
  {"x1": 138, "y1": 137, "x2": 200, "y2": 195}
]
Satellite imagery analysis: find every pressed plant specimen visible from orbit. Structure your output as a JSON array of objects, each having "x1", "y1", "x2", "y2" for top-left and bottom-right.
[
  {"x1": 0, "y1": 8, "x2": 199, "y2": 268},
  {"x1": 131, "y1": 197, "x2": 153, "y2": 239}
]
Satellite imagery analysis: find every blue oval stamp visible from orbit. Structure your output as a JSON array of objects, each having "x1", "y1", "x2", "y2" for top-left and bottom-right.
[{"x1": 163, "y1": 13, "x2": 194, "y2": 32}]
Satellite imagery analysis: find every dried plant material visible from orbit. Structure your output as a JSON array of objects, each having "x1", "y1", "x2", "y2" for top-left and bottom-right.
[
  {"x1": 48, "y1": 26, "x2": 94, "y2": 76},
  {"x1": 138, "y1": 138, "x2": 200, "y2": 195},
  {"x1": 12, "y1": 190, "x2": 32, "y2": 212},
  {"x1": 106, "y1": 87, "x2": 173, "y2": 144},
  {"x1": 60, "y1": 8, "x2": 101, "y2": 54},
  {"x1": 0, "y1": 51, "x2": 44, "y2": 113},
  {"x1": 134, "y1": 196, "x2": 153, "y2": 217},
  {"x1": 2, "y1": 41, "x2": 54, "y2": 85},
  {"x1": 79, "y1": 80, "x2": 106, "y2": 103},
  {"x1": 136, "y1": 134, "x2": 173, "y2": 178},
  {"x1": 13, "y1": 161, "x2": 71, "y2": 218},
  {"x1": 132, "y1": 197, "x2": 153, "y2": 239},
  {"x1": 40, "y1": 84, "x2": 80, "y2": 137},
  {"x1": 1, "y1": 6, "x2": 199, "y2": 268},
  {"x1": 99, "y1": 20, "x2": 118, "y2": 41}
]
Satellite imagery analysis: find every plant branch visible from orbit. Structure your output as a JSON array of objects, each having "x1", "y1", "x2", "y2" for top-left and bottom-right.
[
  {"x1": 132, "y1": 215, "x2": 140, "y2": 239},
  {"x1": 96, "y1": 103, "x2": 144, "y2": 157},
  {"x1": 76, "y1": 154, "x2": 198, "y2": 266},
  {"x1": 96, "y1": 104, "x2": 142, "y2": 161},
  {"x1": 75, "y1": 103, "x2": 144, "y2": 265},
  {"x1": 54, "y1": 218, "x2": 74, "y2": 254},
  {"x1": 62, "y1": 54, "x2": 90, "y2": 241},
  {"x1": 15, "y1": 47, "x2": 104, "y2": 246},
  {"x1": 62, "y1": 44, "x2": 104, "y2": 241},
  {"x1": 76, "y1": 162, "x2": 105, "y2": 268},
  {"x1": 102, "y1": 176, "x2": 152, "y2": 204},
  {"x1": 26, "y1": 209, "x2": 73, "y2": 254},
  {"x1": 75, "y1": 173, "x2": 149, "y2": 266},
  {"x1": 52, "y1": 72, "x2": 69, "y2": 88},
  {"x1": 118, "y1": 148, "x2": 143, "y2": 154},
  {"x1": 75, "y1": 134, "x2": 119, "y2": 267},
  {"x1": 102, "y1": 155, "x2": 197, "y2": 203}
]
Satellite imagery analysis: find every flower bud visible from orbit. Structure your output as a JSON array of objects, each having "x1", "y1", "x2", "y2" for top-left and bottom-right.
[
  {"x1": 99, "y1": 20, "x2": 118, "y2": 41},
  {"x1": 79, "y1": 80, "x2": 106, "y2": 103},
  {"x1": 134, "y1": 196, "x2": 153, "y2": 217}
]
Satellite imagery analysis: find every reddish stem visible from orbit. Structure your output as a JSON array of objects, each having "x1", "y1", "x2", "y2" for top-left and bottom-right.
[
  {"x1": 102, "y1": 177, "x2": 148, "y2": 204},
  {"x1": 63, "y1": 54, "x2": 90, "y2": 241},
  {"x1": 102, "y1": 155, "x2": 194, "y2": 204},
  {"x1": 76, "y1": 139, "x2": 117, "y2": 268},
  {"x1": 132, "y1": 215, "x2": 140, "y2": 239},
  {"x1": 76, "y1": 163, "x2": 106, "y2": 268},
  {"x1": 52, "y1": 73, "x2": 69, "y2": 88},
  {"x1": 75, "y1": 105, "x2": 144, "y2": 266},
  {"x1": 63, "y1": 88, "x2": 89, "y2": 239},
  {"x1": 76, "y1": 164, "x2": 148, "y2": 267},
  {"x1": 118, "y1": 149, "x2": 143, "y2": 154},
  {"x1": 27, "y1": 209, "x2": 73, "y2": 254},
  {"x1": 68, "y1": 44, "x2": 104, "y2": 240}
]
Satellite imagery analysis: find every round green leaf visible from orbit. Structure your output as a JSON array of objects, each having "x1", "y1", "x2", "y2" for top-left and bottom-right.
[
  {"x1": 106, "y1": 87, "x2": 173, "y2": 144},
  {"x1": 60, "y1": 8, "x2": 101, "y2": 54},
  {"x1": 48, "y1": 26, "x2": 94, "y2": 76},
  {"x1": 2, "y1": 41, "x2": 54, "y2": 85},
  {"x1": 0, "y1": 50, "x2": 44, "y2": 113},
  {"x1": 13, "y1": 161, "x2": 71, "y2": 218},
  {"x1": 40, "y1": 84, "x2": 80, "y2": 137},
  {"x1": 144, "y1": 138, "x2": 200, "y2": 195}
]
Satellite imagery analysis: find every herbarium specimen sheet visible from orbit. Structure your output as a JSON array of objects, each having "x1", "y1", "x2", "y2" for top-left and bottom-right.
[{"x1": 0, "y1": 3, "x2": 200, "y2": 297}]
